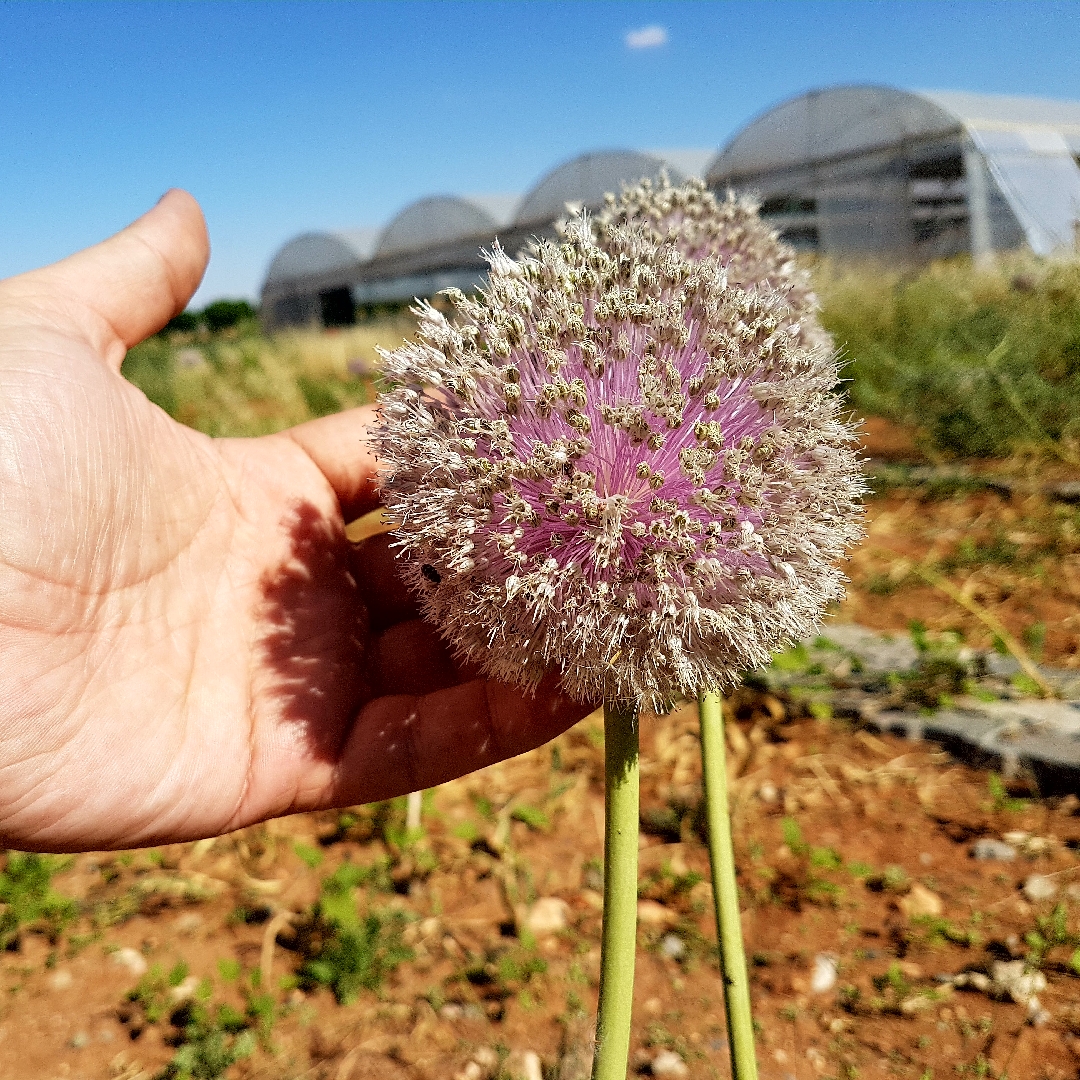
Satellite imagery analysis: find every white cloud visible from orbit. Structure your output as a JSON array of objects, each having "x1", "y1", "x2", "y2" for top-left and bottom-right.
[{"x1": 625, "y1": 24, "x2": 668, "y2": 50}]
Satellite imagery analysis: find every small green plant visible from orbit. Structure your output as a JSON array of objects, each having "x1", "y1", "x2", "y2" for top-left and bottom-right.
[
  {"x1": 987, "y1": 773, "x2": 1027, "y2": 813},
  {"x1": 297, "y1": 866, "x2": 412, "y2": 1004},
  {"x1": 159, "y1": 999, "x2": 261, "y2": 1080},
  {"x1": 510, "y1": 804, "x2": 550, "y2": 831},
  {"x1": 128, "y1": 962, "x2": 192, "y2": 1024},
  {"x1": 914, "y1": 915, "x2": 981, "y2": 948},
  {"x1": 292, "y1": 842, "x2": 323, "y2": 870},
  {"x1": 1024, "y1": 903, "x2": 1078, "y2": 968},
  {"x1": 0, "y1": 852, "x2": 77, "y2": 948}
]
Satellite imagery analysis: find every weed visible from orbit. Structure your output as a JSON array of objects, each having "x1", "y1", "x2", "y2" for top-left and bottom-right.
[
  {"x1": 914, "y1": 915, "x2": 981, "y2": 948},
  {"x1": 0, "y1": 852, "x2": 77, "y2": 948},
  {"x1": 816, "y1": 255, "x2": 1080, "y2": 458},
  {"x1": 159, "y1": 998, "x2": 263, "y2": 1080},
  {"x1": 296, "y1": 865, "x2": 412, "y2": 1004},
  {"x1": 510, "y1": 804, "x2": 550, "y2": 831},
  {"x1": 1024, "y1": 903, "x2": 1079, "y2": 967},
  {"x1": 127, "y1": 962, "x2": 192, "y2": 1024},
  {"x1": 292, "y1": 842, "x2": 324, "y2": 870},
  {"x1": 122, "y1": 317, "x2": 412, "y2": 439},
  {"x1": 987, "y1": 774, "x2": 1027, "y2": 813}
]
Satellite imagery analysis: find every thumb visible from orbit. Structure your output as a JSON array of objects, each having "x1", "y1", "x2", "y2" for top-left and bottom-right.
[{"x1": 8, "y1": 189, "x2": 210, "y2": 371}]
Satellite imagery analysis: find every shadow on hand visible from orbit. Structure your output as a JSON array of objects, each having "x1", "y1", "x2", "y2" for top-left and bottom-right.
[{"x1": 256, "y1": 500, "x2": 373, "y2": 762}]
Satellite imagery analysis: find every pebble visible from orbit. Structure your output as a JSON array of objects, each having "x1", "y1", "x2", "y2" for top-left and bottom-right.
[
  {"x1": 898, "y1": 883, "x2": 944, "y2": 919},
  {"x1": 758, "y1": 781, "x2": 778, "y2": 803},
  {"x1": 972, "y1": 839, "x2": 1017, "y2": 861},
  {"x1": 651, "y1": 1049, "x2": 690, "y2": 1078},
  {"x1": 439, "y1": 1003, "x2": 464, "y2": 1021},
  {"x1": 509, "y1": 1050, "x2": 542, "y2": 1080},
  {"x1": 48, "y1": 969, "x2": 74, "y2": 991},
  {"x1": 524, "y1": 897, "x2": 568, "y2": 936},
  {"x1": 810, "y1": 954, "x2": 838, "y2": 994},
  {"x1": 69, "y1": 1032, "x2": 89, "y2": 1049},
  {"x1": 1022, "y1": 874, "x2": 1059, "y2": 902},
  {"x1": 637, "y1": 900, "x2": 678, "y2": 927},
  {"x1": 169, "y1": 975, "x2": 200, "y2": 1003},
  {"x1": 173, "y1": 912, "x2": 203, "y2": 936},
  {"x1": 660, "y1": 934, "x2": 686, "y2": 961},
  {"x1": 175, "y1": 347, "x2": 205, "y2": 368},
  {"x1": 111, "y1": 947, "x2": 148, "y2": 977},
  {"x1": 473, "y1": 1047, "x2": 499, "y2": 1070},
  {"x1": 991, "y1": 960, "x2": 1047, "y2": 1009}
]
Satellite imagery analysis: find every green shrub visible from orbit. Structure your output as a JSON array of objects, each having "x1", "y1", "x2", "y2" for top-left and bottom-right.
[
  {"x1": 0, "y1": 852, "x2": 77, "y2": 948},
  {"x1": 297, "y1": 864, "x2": 412, "y2": 1004},
  {"x1": 817, "y1": 256, "x2": 1080, "y2": 457}
]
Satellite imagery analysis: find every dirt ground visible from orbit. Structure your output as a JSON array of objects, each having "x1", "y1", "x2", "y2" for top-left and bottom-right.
[{"x1": 2, "y1": 422, "x2": 1080, "y2": 1080}]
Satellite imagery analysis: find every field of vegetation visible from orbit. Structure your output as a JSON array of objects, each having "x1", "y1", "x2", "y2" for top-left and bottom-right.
[{"x1": 2, "y1": 255, "x2": 1079, "y2": 1080}]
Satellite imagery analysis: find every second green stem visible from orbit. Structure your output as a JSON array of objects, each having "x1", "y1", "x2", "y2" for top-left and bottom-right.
[
  {"x1": 591, "y1": 700, "x2": 640, "y2": 1080},
  {"x1": 699, "y1": 690, "x2": 759, "y2": 1080}
]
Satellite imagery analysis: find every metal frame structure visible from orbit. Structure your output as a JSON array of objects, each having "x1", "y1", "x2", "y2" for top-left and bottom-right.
[{"x1": 260, "y1": 87, "x2": 1080, "y2": 329}]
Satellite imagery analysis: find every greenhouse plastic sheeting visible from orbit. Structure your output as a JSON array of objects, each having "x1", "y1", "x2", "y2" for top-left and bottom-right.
[{"x1": 968, "y1": 126, "x2": 1080, "y2": 255}]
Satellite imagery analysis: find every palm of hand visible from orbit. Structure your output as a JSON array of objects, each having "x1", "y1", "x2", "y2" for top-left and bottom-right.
[{"x1": 0, "y1": 192, "x2": 586, "y2": 852}]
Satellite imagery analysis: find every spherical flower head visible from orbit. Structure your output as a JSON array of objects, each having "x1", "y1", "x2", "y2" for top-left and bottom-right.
[
  {"x1": 376, "y1": 217, "x2": 864, "y2": 711},
  {"x1": 594, "y1": 176, "x2": 831, "y2": 353}
]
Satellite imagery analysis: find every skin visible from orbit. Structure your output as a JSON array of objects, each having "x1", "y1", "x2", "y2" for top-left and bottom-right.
[{"x1": 0, "y1": 190, "x2": 590, "y2": 854}]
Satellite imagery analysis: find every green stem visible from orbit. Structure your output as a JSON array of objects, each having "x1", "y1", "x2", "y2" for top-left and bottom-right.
[
  {"x1": 699, "y1": 691, "x2": 759, "y2": 1080},
  {"x1": 591, "y1": 700, "x2": 640, "y2": 1080}
]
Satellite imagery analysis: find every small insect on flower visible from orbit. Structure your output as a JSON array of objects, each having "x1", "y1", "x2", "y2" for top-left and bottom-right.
[{"x1": 375, "y1": 211, "x2": 864, "y2": 711}]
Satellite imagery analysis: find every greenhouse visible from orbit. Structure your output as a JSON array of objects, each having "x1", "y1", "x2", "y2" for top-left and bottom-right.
[
  {"x1": 260, "y1": 149, "x2": 711, "y2": 329},
  {"x1": 707, "y1": 85, "x2": 1080, "y2": 260},
  {"x1": 260, "y1": 87, "x2": 1080, "y2": 328},
  {"x1": 260, "y1": 229, "x2": 378, "y2": 329}
]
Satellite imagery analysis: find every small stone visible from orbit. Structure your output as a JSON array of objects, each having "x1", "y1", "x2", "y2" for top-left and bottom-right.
[
  {"x1": 69, "y1": 1032, "x2": 89, "y2": 1049},
  {"x1": 972, "y1": 839, "x2": 1016, "y2": 861},
  {"x1": 457, "y1": 1063, "x2": 483, "y2": 1080},
  {"x1": 758, "y1": 781, "x2": 778, "y2": 804},
  {"x1": 1023, "y1": 874, "x2": 1058, "y2": 902},
  {"x1": 990, "y1": 960, "x2": 1046, "y2": 1007},
  {"x1": 175, "y1": 347, "x2": 205, "y2": 368},
  {"x1": 169, "y1": 975, "x2": 200, "y2": 1003},
  {"x1": 810, "y1": 954, "x2": 838, "y2": 994},
  {"x1": 953, "y1": 971, "x2": 991, "y2": 992},
  {"x1": 524, "y1": 897, "x2": 569, "y2": 936},
  {"x1": 49, "y1": 969, "x2": 74, "y2": 990},
  {"x1": 511, "y1": 1050, "x2": 542, "y2": 1080},
  {"x1": 637, "y1": 900, "x2": 678, "y2": 927},
  {"x1": 439, "y1": 1003, "x2": 464, "y2": 1021},
  {"x1": 473, "y1": 1047, "x2": 499, "y2": 1070},
  {"x1": 898, "y1": 884, "x2": 944, "y2": 919},
  {"x1": 173, "y1": 912, "x2": 203, "y2": 936},
  {"x1": 660, "y1": 933, "x2": 686, "y2": 961},
  {"x1": 1028, "y1": 1000, "x2": 1052, "y2": 1026},
  {"x1": 651, "y1": 1049, "x2": 689, "y2": 1078},
  {"x1": 111, "y1": 947, "x2": 148, "y2": 977}
]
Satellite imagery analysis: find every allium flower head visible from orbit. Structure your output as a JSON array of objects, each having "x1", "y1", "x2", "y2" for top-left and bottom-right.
[
  {"x1": 376, "y1": 215, "x2": 863, "y2": 710},
  {"x1": 594, "y1": 176, "x2": 831, "y2": 353}
]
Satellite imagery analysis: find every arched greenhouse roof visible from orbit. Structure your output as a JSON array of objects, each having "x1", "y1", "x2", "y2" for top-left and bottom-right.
[
  {"x1": 374, "y1": 194, "x2": 519, "y2": 258},
  {"x1": 706, "y1": 84, "x2": 1080, "y2": 182},
  {"x1": 706, "y1": 84, "x2": 1080, "y2": 256},
  {"x1": 514, "y1": 148, "x2": 713, "y2": 228},
  {"x1": 263, "y1": 229, "x2": 378, "y2": 287}
]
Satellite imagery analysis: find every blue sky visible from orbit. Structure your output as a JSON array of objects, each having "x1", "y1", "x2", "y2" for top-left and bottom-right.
[{"x1": 2, "y1": 0, "x2": 1079, "y2": 305}]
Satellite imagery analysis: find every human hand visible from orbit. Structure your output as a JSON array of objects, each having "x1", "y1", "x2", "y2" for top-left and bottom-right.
[{"x1": 0, "y1": 191, "x2": 590, "y2": 853}]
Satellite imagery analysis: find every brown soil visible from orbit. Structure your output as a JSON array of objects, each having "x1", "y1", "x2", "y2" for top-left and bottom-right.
[
  {"x1": 3, "y1": 419, "x2": 1080, "y2": 1080},
  {"x1": 2, "y1": 699, "x2": 1079, "y2": 1080}
]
